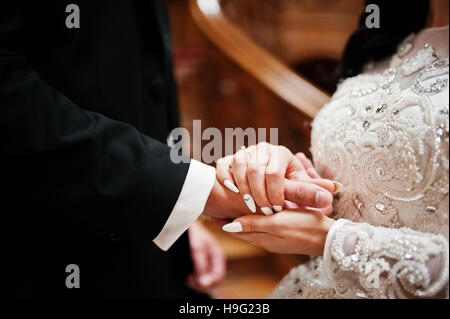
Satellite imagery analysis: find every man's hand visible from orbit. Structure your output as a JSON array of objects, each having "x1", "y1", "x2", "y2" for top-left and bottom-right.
[
  {"x1": 203, "y1": 177, "x2": 253, "y2": 220},
  {"x1": 187, "y1": 220, "x2": 226, "y2": 292}
]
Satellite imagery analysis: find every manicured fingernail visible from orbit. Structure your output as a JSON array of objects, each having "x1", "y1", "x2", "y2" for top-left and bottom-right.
[
  {"x1": 273, "y1": 205, "x2": 283, "y2": 212},
  {"x1": 261, "y1": 207, "x2": 273, "y2": 216},
  {"x1": 243, "y1": 194, "x2": 256, "y2": 213},
  {"x1": 315, "y1": 191, "x2": 327, "y2": 206},
  {"x1": 333, "y1": 181, "x2": 343, "y2": 194},
  {"x1": 223, "y1": 222, "x2": 243, "y2": 233},
  {"x1": 224, "y1": 179, "x2": 240, "y2": 193}
]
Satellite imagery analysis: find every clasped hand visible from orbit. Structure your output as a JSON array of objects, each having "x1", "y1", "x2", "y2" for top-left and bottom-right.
[{"x1": 207, "y1": 142, "x2": 340, "y2": 256}]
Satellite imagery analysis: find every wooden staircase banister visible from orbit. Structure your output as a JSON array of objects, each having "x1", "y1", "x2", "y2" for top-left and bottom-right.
[{"x1": 189, "y1": 0, "x2": 331, "y2": 120}]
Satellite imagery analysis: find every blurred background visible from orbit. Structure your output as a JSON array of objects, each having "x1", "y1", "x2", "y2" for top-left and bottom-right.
[{"x1": 167, "y1": 0, "x2": 364, "y2": 298}]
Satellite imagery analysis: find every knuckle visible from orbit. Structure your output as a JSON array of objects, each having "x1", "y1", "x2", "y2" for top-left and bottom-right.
[
  {"x1": 265, "y1": 168, "x2": 283, "y2": 179},
  {"x1": 246, "y1": 221, "x2": 256, "y2": 233},
  {"x1": 248, "y1": 164, "x2": 263, "y2": 176},
  {"x1": 277, "y1": 145, "x2": 288, "y2": 153},
  {"x1": 219, "y1": 155, "x2": 233, "y2": 165},
  {"x1": 237, "y1": 220, "x2": 248, "y2": 232},
  {"x1": 234, "y1": 151, "x2": 247, "y2": 164},
  {"x1": 293, "y1": 186, "x2": 305, "y2": 203},
  {"x1": 232, "y1": 154, "x2": 239, "y2": 165}
]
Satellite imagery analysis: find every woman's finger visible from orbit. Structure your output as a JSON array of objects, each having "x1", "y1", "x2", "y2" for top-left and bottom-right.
[
  {"x1": 285, "y1": 152, "x2": 310, "y2": 181},
  {"x1": 295, "y1": 152, "x2": 320, "y2": 179},
  {"x1": 247, "y1": 143, "x2": 273, "y2": 215},
  {"x1": 284, "y1": 204, "x2": 333, "y2": 216},
  {"x1": 295, "y1": 152, "x2": 313, "y2": 170},
  {"x1": 232, "y1": 150, "x2": 256, "y2": 213},
  {"x1": 227, "y1": 232, "x2": 283, "y2": 248},
  {"x1": 216, "y1": 156, "x2": 240, "y2": 193},
  {"x1": 264, "y1": 145, "x2": 290, "y2": 212},
  {"x1": 284, "y1": 179, "x2": 334, "y2": 208},
  {"x1": 222, "y1": 214, "x2": 276, "y2": 234},
  {"x1": 309, "y1": 179, "x2": 342, "y2": 195}
]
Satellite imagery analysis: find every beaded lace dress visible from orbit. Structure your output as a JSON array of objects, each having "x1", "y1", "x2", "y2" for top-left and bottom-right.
[{"x1": 269, "y1": 26, "x2": 449, "y2": 299}]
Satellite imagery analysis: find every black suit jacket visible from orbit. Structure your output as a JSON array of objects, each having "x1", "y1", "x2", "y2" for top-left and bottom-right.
[{"x1": 0, "y1": 0, "x2": 201, "y2": 298}]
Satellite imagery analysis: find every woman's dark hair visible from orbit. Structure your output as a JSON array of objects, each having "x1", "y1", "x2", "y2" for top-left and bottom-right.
[{"x1": 338, "y1": 0, "x2": 430, "y2": 79}]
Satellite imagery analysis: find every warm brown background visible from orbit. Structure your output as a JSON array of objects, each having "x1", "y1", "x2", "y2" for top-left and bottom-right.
[{"x1": 167, "y1": 0, "x2": 364, "y2": 298}]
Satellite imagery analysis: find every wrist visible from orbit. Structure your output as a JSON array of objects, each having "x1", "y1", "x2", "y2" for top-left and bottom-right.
[
  {"x1": 203, "y1": 178, "x2": 222, "y2": 218},
  {"x1": 203, "y1": 177, "x2": 248, "y2": 220},
  {"x1": 319, "y1": 216, "x2": 335, "y2": 256}
]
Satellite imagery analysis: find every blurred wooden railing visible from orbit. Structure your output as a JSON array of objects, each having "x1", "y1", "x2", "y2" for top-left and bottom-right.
[{"x1": 189, "y1": 0, "x2": 330, "y2": 120}]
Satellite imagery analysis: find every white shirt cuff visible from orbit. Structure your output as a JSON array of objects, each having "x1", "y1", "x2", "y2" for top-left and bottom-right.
[{"x1": 153, "y1": 159, "x2": 216, "y2": 251}]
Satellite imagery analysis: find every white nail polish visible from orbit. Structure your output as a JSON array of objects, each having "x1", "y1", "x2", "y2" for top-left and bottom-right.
[
  {"x1": 333, "y1": 181, "x2": 343, "y2": 194},
  {"x1": 224, "y1": 179, "x2": 240, "y2": 193},
  {"x1": 261, "y1": 207, "x2": 273, "y2": 216},
  {"x1": 273, "y1": 205, "x2": 283, "y2": 212},
  {"x1": 243, "y1": 194, "x2": 256, "y2": 213},
  {"x1": 222, "y1": 222, "x2": 243, "y2": 233}
]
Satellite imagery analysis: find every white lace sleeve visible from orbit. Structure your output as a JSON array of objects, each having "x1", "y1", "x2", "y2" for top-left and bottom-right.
[{"x1": 322, "y1": 219, "x2": 449, "y2": 298}]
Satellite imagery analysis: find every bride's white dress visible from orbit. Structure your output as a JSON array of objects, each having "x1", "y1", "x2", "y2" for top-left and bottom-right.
[{"x1": 269, "y1": 26, "x2": 449, "y2": 299}]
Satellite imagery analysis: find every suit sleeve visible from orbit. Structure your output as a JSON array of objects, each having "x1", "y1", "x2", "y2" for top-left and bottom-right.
[{"x1": 0, "y1": 45, "x2": 193, "y2": 239}]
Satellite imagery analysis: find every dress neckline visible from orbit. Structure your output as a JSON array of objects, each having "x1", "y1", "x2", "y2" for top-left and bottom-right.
[{"x1": 416, "y1": 24, "x2": 449, "y2": 37}]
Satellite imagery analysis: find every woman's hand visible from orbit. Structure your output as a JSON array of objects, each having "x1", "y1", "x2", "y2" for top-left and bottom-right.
[
  {"x1": 216, "y1": 143, "x2": 340, "y2": 216},
  {"x1": 187, "y1": 220, "x2": 226, "y2": 292},
  {"x1": 217, "y1": 210, "x2": 335, "y2": 256}
]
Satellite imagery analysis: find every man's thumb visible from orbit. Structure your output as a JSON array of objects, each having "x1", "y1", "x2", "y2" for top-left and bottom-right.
[{"x1": 284, "y1": 179, "x2": 333, "y2": 208}]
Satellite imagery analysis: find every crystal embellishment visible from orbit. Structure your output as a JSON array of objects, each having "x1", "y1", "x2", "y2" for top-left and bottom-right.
[
  {"x1": 413, "y1": 57, "x2": 449, "y2": 95},
  {"x1": 353, "y1": 194, "x2": 364, "y2": 211},
  {"x1": 376, "y1": 104, "x2": 386, "y2": 113},
  {"x1": 402, "y1": 44, "x2": 438, "y2": 75},
  {"x1": 425, "y1": 206, "x2": 436, "y2": 213},
  {"x1": 351, "y1": 69, "x2": 397, "y2": 97},
  {"x1": 375, "y1": 203, "x2": 386, "y2": 212}
]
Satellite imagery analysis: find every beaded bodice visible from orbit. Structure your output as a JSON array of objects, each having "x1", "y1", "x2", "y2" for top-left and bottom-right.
[
  {"x1": 270, "y1": 26, "x2": 449, "y2": 299},
  {"x1": 310, "y1": 31, "x2": 449, "y2": 238}
]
